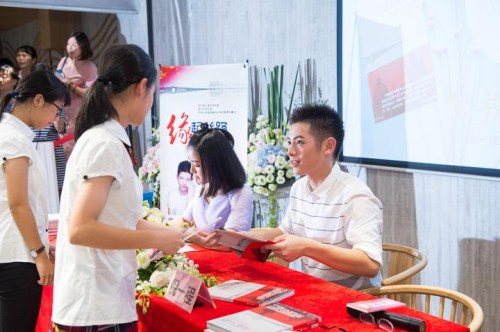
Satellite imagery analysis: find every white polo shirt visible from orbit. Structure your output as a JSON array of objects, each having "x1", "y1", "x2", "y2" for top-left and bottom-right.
[
  {"x1": 52, "y1": 119, "x2": 142, "y2": 325},
  {"x1": 279, "y1": 162, "x2": 383, "y2": 290},
  {"x1": 0, "y1": 113, "x2": 49, "y2": 263}
]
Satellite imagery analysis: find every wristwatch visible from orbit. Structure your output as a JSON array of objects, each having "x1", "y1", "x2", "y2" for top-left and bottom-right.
[{"x1": 30, "y1": 245, "x2": 45, "y2": 258}]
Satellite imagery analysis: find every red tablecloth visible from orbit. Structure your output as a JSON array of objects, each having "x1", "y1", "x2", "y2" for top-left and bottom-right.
[{"x1": 37, "y1": 248, "x2": 469, "y2": 332}]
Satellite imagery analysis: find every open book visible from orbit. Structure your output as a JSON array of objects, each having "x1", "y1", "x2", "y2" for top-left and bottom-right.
[
  {"x1": 208, "y1": 279, "x2": 294, "y2": 307},
  {"x1": 212, "y1": 230, "x2": 274, "y2": 262},
  {"x1": 206, "y1": 302, "x2": 321, "y2": 332}
]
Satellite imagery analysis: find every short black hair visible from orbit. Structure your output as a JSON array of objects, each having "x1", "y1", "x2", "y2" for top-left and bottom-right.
[
  {"x1": 16, "y1": 45, "x2": 38, "y2": 60},
  {"x1": 188, "y1": 123, "x2": 246, "y2": 198},
  {"x1": 177, "y1": 160, "x2": 191, "y2": 175},
  {"x1": 289, "y1": 103, "x2": 345, "y2": 158}
]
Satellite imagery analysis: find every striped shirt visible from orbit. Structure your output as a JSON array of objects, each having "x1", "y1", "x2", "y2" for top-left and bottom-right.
[
  {"x1": 33, "y1": 124, "x2": 66, "y2": 192},
  {"x1": 279, "y1": 162, "x2": 383, "y2": 290}
]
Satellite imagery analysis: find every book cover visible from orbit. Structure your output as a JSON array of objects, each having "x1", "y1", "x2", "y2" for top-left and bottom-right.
[
  {"x1": 212, "y1": 230, "x2": 274, "y2": 262},
  {"x1": 346, "y1": 298, "x2": 406, "y2": 313},
  {"x1": 206, "y1": 302, "x2": 321, "y2": 332},
  {"x1": 208, "y1": 279, "x2": 294, "y2": 307}
]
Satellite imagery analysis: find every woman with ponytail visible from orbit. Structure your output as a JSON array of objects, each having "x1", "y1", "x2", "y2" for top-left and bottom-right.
[
  {"x1": 51, "y1": 44, "x2": 184, "y2": 332},
  {"x1": 0, "y1": 70, "x2": 69, "y2": 332}
]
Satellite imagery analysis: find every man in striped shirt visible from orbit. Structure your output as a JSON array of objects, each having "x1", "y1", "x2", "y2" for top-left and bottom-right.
[{"x1": 261, "y1": 104, "x2": 383, "y2": 290}]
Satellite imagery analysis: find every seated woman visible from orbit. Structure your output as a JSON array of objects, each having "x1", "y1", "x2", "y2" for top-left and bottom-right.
[{"x1": 178, "y1": 123, "x2": 253, "y2": 243}]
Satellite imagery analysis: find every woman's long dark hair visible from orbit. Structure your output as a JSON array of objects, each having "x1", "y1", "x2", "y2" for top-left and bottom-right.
[
  {"x1": 0, "y1": 70, "x2": 70, "y2": 120},
  {"x1": 74, "y1": 44, "x2": 156, "y2": 141},
  {"x1": 69, "y1": 31, "x2": 93, "y2": 60},
  {"x1": 188, "y1": 123, "x2": 247, "y2": 198}
]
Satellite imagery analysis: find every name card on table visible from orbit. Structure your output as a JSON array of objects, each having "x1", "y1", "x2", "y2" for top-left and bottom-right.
[{"x1": 165, "y1": 269, "x2": 216, "y2": 313}]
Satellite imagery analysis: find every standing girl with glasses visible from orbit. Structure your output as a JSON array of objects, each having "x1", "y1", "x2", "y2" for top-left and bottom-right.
[
  {"x1": 51, "y1": 44, "x2": 184, "y2": 332},
  {"x1": 0, "y1": 70, "x2": 70, "y2": 332}
]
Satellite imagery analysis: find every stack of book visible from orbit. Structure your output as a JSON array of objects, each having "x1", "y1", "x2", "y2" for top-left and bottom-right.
[
  {"x1": 208, "y1": 279, "x2": 294, "y2": 307},
  {"x1": 206, "y1": 302, "x2": 321, "y2": 332}
]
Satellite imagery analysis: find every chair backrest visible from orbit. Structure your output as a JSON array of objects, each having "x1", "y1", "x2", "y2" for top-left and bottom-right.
[
  {"x1": 382, "y1": 243, "x2": 428, "y2": 286},
  {"x1": 364, "y1": 285, "x2": 484, "y2": 332},
  {"x1": 250, "y1": 228, "x2": 289, "y2": 267}
]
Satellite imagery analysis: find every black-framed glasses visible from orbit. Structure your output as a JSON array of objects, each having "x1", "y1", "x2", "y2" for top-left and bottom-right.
[
  {"x1": 50, "y1": 102, "x2": 65, "y2": 118},
  {"x1": 358, "y1": 312, "x2": 394, "y2": 331}
]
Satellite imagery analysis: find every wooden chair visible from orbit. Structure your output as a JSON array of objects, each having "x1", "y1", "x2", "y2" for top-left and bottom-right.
[
  {"x1": 364, "y1": 285, "x2": 484, "y2": 332},
  {"x1": 381, "y1": 243, "x2": 428, "y2": 286},
  {"x1": 250, "y1": 228, "x2": 289, "y2": 267}
]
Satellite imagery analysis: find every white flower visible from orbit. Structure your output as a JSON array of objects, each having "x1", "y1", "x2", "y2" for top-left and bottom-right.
[
  {"x1": 266, "y1": 173, "x2": 275, "y2": 183},
  {"x1": 275, "y1": 155, "x2": 288, "y2": 169},
  {"x1": 137, "y1": 251, "x2": 151, "y2": 269},
  {"x1": 149, "y1": 270, "x2": 171, "y2": 288},
  {"x1": 268, "y1": 183, "x2": 278, "y2": 192},
  {"x1": 264, "y1": 165, "x2": 275, "y2": 174}
]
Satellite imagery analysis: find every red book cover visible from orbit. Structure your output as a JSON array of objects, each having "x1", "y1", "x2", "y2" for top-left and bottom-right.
[
  {"x1": 208, "y1": 279, "x2": 294, "y2": 307},
  {"x1": 347, "y1": 298, "x2": 406, "y2": 313},
  {"x1": 207, "y1": 302, "x2": 321, "y2": 331},
  {"x1": 251, "y1": 303, "x2": 321, "y2": 331},
  {"x1": 212, "y1": 230, "x2": 274, "y2": 262}
]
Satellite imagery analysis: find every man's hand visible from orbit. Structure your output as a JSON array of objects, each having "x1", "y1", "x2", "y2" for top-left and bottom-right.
[{"x1": 265, "y1": 234, "x2": 312, "y2": 262}]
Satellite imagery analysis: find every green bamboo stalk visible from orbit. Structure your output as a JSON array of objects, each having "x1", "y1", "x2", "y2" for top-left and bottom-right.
[{"x1": 285, "y1": 63, "x2": 300, "y2": 134}]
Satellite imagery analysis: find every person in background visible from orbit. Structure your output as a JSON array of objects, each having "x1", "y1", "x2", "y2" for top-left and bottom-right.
[
  {"x1": 55, "y1": 31, "x2": 98, "y2": 159},
  {"x1": 0, "y1": 70, "x2": 69, "y2": 332},
  {"x1": 251, "y1": 104, "x2": 383, "y2": 290},
  {"x1": 15, "y1": 45, "x2": 37, "y2": 80},
  {"x1": 177, "y1": 123, "x2": 253, "y2": 244},
  {"x1": 32, "y1": 103, "x2": 67, "y2": 194},
  {"x1": 167, "y1": 160, "x2": 194, "y2": 216},
  {"x1": 0, "y1": 57, "x2": 15, "y2": 68},
  {"x1": 0, "y1": 64, "x2": 19, "y2": 110},
  {"x1": 51, "y1": 44, "x2": 184, "y2": 332}
]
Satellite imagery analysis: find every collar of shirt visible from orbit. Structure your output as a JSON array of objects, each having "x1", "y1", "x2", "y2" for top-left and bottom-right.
[
  {"x1": 307, "y1": 162, "x2": 341, "y2": 202},
  {"x1": 2, "y1": 113, "x2": 36, "y2": 141},
  {"x1": 102, "y1": 118, "x2": 131, "y2": 147}
]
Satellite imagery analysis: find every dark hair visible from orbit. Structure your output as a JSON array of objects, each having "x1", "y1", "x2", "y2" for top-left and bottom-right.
[
  {"x1": 16, "y1": 45, "x2": 38, "y2": 61},
  {"x1": 188, "y1": 123, "x2": 246, "y2": 198},
  {"x1": 177, "y1": 160, "x2": 191, "y2": 175},
  {"x1": 69, "y1": 31, "x2": 93, "y2": 60},
  {"x1": 75, "y1": 44, "x2": 156, "y2": 141},
  {"x1": 0, "y1": 57, "x2": 15, "y2": 68},
  {"x1": 289, "y1": 103, "x2": 345, "y2": 158},
  {"x1": 0, "y1": 70, "x2": 70, "y2": 120}
]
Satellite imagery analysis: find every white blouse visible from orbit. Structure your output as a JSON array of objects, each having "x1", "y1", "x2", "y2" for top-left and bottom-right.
[
  {"x1": 52, "y1": 119, "x2": 142, "y2": 325},
  {"x1": 0, "y1": 113, "x2": 49, "y2": 264}
]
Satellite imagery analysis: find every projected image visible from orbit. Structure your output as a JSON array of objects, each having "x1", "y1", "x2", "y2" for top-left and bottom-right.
[{"x1": 341, "y1": 0, "x2": 500, "y2": 175}]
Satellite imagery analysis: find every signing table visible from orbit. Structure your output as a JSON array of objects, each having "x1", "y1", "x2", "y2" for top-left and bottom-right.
[{"x1": 37, "y1": 247, "x2": 469, "y2": 332}]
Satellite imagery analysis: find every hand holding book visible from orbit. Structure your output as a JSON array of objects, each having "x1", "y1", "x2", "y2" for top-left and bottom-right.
[{"x1": 211, "y1": 230, "x2": 275, "y2": 262}]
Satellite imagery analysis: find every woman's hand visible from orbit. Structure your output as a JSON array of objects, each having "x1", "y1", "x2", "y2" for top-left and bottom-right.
[
  {"x1": 156, "y1": 227, "x2": 185, "y2": 255},
  {"x1": 35, "y1": 252, "x2": 54, "y2": 286}
]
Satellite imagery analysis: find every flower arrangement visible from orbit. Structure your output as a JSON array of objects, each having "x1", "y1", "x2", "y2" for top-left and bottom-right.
[
  {"x1": 135, "y1": 202, "x2": 218, "y2": 313},
  {"x1": 247, "y1": 65, "x2": 298, "y2": 227},
  {"x1": 247, "y1": 115, "x2": 295, "y2": 197},
  {"x1": 138, "y1": 128, "x2": 161, "y2": 207}
]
